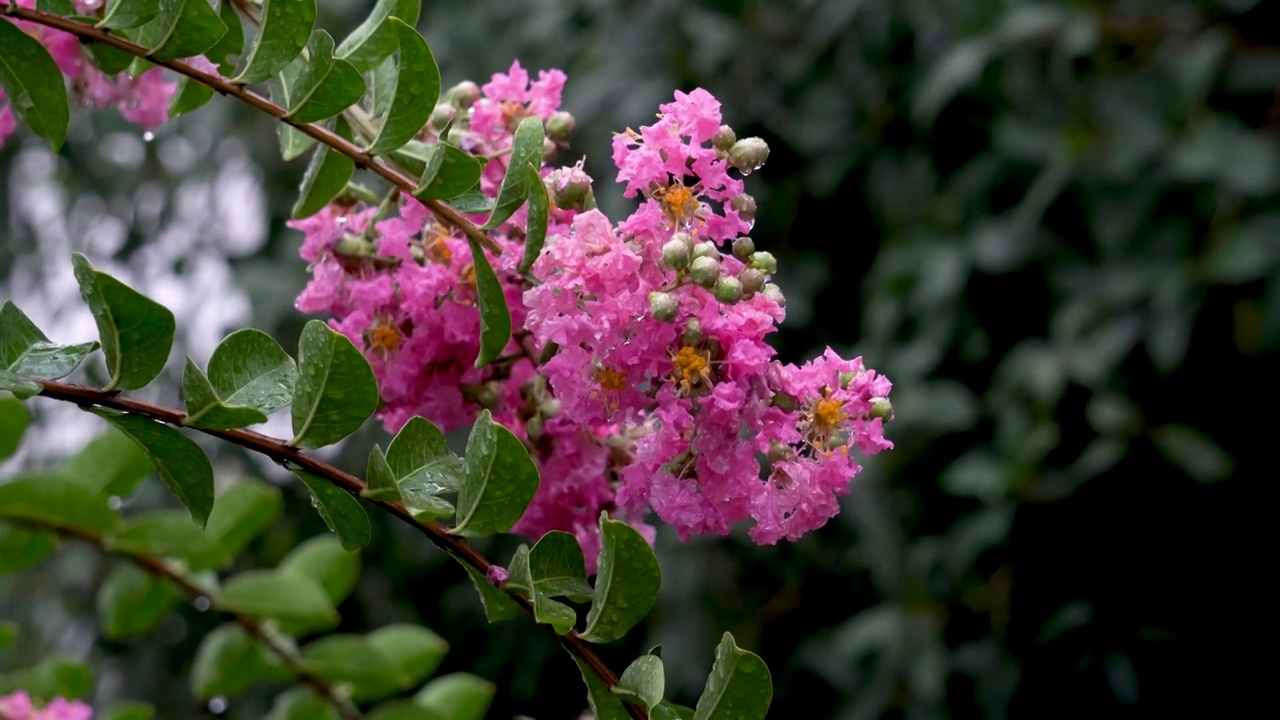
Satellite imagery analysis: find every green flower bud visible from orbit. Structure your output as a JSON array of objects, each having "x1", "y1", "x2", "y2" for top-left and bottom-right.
[
  {"x1": 739, "y1": 268, "x2": 765, "y2": 295},
  {"x1": 540, "y1": 398, "x2": 562, "y2": 418},
  {"x1": 870, "y1": 397, "x2": 893, "y2": 420},
  {"x1": 681, "y1": 318, "x2": 703, "y2": 346},
  {"x1": 714, "y1": 276, "x2": 744, "y2": 303},
  {"x1": 526, "y1": 414, "x2": 544, "y2": 441},
  {"x1": 445, "y1": 80, "x2": 481, "y2": 108},
  {"x1": 445, "y1": 124, "x2": 468, "y2": 147},
  {"x1": 672, "y1": 231, "x2": 696, "y2": 253},
  {"x1": 662, "y1": 238, "x2": 692, "y2": 270},
  {"x1": 749, "y1": 251, "x2": 777, "y2": 275},
  {"x1": 826, "y1": 430, "x2": 850, "y2": 450},
  {"x1": 649, "y1": 291, "x2": 679, "y2": 321},
  {"x1": 477, "y1": 381, "x2": 502, "y2": 409},
  {"x1": 762, "y1": 283, "x2": 786, "y2": 307},
  {"x1": 771, "y1": 391, "x2": 798, "y2": 412},
  {"x1": 728, "y1": 137, "x2": 770, "y2": 174},
  {"x1": 429, "y1": 103, "x2": 456, "y2": 133},
  {"x1": 335, "y1": 233, "x2": 371, "y2": 257},
  {"x1": 732, "y1": 236, "x2": 755, "y2": 260},
  {"x1": 731, "y1": 193, "x2": 757, "y2": 222},
  {"x1": 692, "y1": 240, "x2": 719, "y2": 260},
  {"x1": 542, "y1": 138, "x2": 557, "y2": 159},
  {"x1": 690, "y1": 256, "x2": 720, "y2": 288},
  {"x1": 713, "y1": 124, "x2": 737, "y2": 152},
  {"x1": 838, "y1": 371, "x2": 859, "y2": 389},
  {"x1": 767, "y1": 440, "x2": 795, "y2": 464},
  {"x1": 546, "y1": 111, "x2": 576, "y2": 141}
]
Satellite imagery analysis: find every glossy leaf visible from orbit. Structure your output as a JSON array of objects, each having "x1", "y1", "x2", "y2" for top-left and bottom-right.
[
  {"x1": 335, "y1": 0, "x2": 422, "y2": 72},
  {"x1": 232, "y1": 0, "x2": 316, "y2": 85},
  {"x1": 206, "y1": 0, "x2": 244, "y2": 74},
  {"x1": 468, "y1": 240, "x2": 511, "y2": 368},
  {"x1": 615, "y1": 654, "x2": 665, "y2": 710},
  {"x1": 364, "y1": 18, "x2": 439, "y2": 155},
  {"x1": 0, "y1": 370, "x2": 41, "y2": 399},
  {"x1": 72, "y1": 253, "x2": 175, "y2": 392},
  {"x1": 482, "y1": 116, "x2": 544, "y2": 230},
  {"x1": 0, "y1": 301, "x2": 98, "y2": 380},
  {"x1": 0, "y1": 521, "x2": 56, "y2": 574},
  {"x1": 290, "y1": 319, "x2": 378, "y2": 447},
  {"x1": 217, "y1": 570, "x2": 339, "y2": 634},
  {"x1": 653, "y1": 702, "x2": 697, "y2": 720},
  {"x1": 0, "y1": 396, "x2": 28, "y2": 460},
  {"x1": 191, "y1": 623, "x2": 284, "y2": 700},
  {"x1": 363, "y1": 443, "x2": 403, "y2": 503},
  {"x1": 504, "y1": 543, "x2": 575, "y2": 633},
  {"x1": 182, "y1": 357, "x2": 269, "y2": 429},
  {"x1": 572, "y1": 655, "x2": 631, "y2": 720},
  {"x1": 125, "y1": 0, "x2": 227, "y2": 62},
  {"x1": 455, "y1": 557, "x2": 519, "y2": 622},
  {"x1": 368, "y1": 624, "x2": 449, "y2": 689},
  {"x1": 299, "y1": 635, "x2": 401, "y2": 702},
  {"x1": 292, "y1": 117, "x2": 356, "y2": 218},
  {"x1": 386, "y1": 415, "x2": 463, "y2": 520},
  {"x1": 207, "y1": 328, "x2": 299, "y2": 415},
  {"x1": 285, "y1": 30, "x2": 365, "y2": 124},
  {"x1": 519, "y1": 163, "x2": 550, "y2": 274},
  {"x1": 86, "y1": 43, "x2": 136, "y2": 75},
  {"x1": 0, "y1": 17, "x2": 70, "y2": 151},
  {"x1": 453, "y1": 410, "x2": 538, "y2": 536},
  {"x1": 168, "y1": 76, "x2": 215, "y2": 117},
  {"x1": 366, "y1": 700, "x2": 429, "y2": 720},
  {"x1": 0, "y1": 474, "x2": 118, "y2": 534},
  {"x1": 277, "y1": 120, "x2": 317, "y2": 162},
  {"x1": 92, "y1": 410, "x2": 215, "y2": 527},
  {"x1": 410, "y1": 142, "x2": 482, "y2": 201},
  {"x1": 99, "y1": 0, "x2": 161, "y2": 30},
  {"x1": 289, "y1": 469, "x2": 371, "y2": 551},
  {"x1": 581, "y1": 513, "x2": 661, "y2": 643},
  {"x1": 414, "y1": 673, "x2": 495, "y2": 720},
  {"x1": 530, "y1": 529, "x2": 593, "y2": 602},
  {"x1": 97, "y1": 563, "x2": 180, "y2": 639},
  {"x1": 447, "y1": 190, "x2": 495, "y2": 214},
  {"x1": 279, "y1": 534, "x2": 361, "y2": 605},
  {"x1": 692, "y1": 633, "x2": 772, "y2": 720},
  {"x1": 60, "y1": 428, "x2": 153, "y2": 497},
  {"x1": 204, "y1": 480, "x2": 283, "y2": 566}
]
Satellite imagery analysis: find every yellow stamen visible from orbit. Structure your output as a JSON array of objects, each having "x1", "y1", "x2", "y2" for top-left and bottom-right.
[
  {"x1": 593, "y1": 367, "x2": 628, "y2": 392},
  {"x1": 659, "y1": 183, "x2": 699, "y2": 224},
  {"x1": 671, "y1": 345, "x2": 712, "y2": 395},
  {"x1": 367, "y1": 319, "x2": 402, "y2": 356}
]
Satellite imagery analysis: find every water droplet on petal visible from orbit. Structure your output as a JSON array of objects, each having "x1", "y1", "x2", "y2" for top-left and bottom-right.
[{"x1": 142, "y1": 131, "x2": 155, "y2": 142}]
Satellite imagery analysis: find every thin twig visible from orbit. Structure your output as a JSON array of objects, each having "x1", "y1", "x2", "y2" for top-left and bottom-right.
[
  {"x1": 34, "y1": 380, "x2": 647, "y2": 720},
  {"x1": 2, "y1": 5, "x2": 501, "y2": 256},
  {"x1": 47, "y1": 524, "x2": 364, "y2": 720}
]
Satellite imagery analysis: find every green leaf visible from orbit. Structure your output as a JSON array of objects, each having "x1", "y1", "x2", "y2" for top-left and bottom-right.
[
  {"x1": 367, "y1": 700, "x2": 433, "y2": 720},
  {"x1": 285, "y1": 30, "x2": 366, "y2": 124},
  {"x1": 72, "y1": 253, "x2": 175, "y2": 392},
  {"x1": 364, "y1": 444, "x2": 403, "y2": 503},
  {"x1": 60, "y1": 428, "x2": 154, "y2": 497},
  {"x1": 279, "y1": 534, "x2": 361, "y2": 605},
  {"x1": 335, "y1": 0, "x2": 422, "y2": 72},
  {"x1": 454, "y1": 556, "x2": 519, "y2": 622},
  {"x1": 278, "y1": 123, "x2": 317, "y2": 162},
  {"x1": 92, "y1": 410, "x2": 215, "y2": 527},
  {"x1": 0, "y1": 18, "x2": 70, "y2": 152},
  {"x1": 409, "y1": 142, "x2": 482, "y2": 201},
  {"x1": 692, "y1": 633, "x2": 772, "y2": 720},
  {"x1": 0, "y1": 656, "x2": 93, "y2": 702},
  {"x1": 482, "y1": 117, "x2": 544, "y2": 230},
  {"x1": 97, "y1": 563, "x2": 180, "y2": 639},
  {"x1": 447, "y1": 190, "x2": 495, "y2": 214},
  {"x1": 653, "y1": 702, "x2": 696, "y2": 720},
  {"x1": 205, "y1": 480, "x2": 283, "y2": 566},
  {"x1": 207, "y1": 328, "x2": 299, "y2": 414},
  {"x1": 218, "y1": 570, "x2": 339, "y2": 634},
  {"x1": 530, "y1": 529, "x2": 593, "y2": 602},
  {"x1": 125, "y1": 0, "x2": 227, "y2": 62},
  {"x1": 0, "y1": 621, "x2": 14, "y2": 650},
  {"x1": 207, "y1": 0, "x2": 244, "y2": 74},
  {"x1": 468, "y1": 240, "x2": 511, "y2": 368},
  {"x1": 1, "y1": 301, "x2": 99, "y2": 380},
  {"x1": 0, "y1": 395, "x2": 28, "y2": 460},
  {"x1": 99, "y1": 0, "x2": 161, "y2": 30},
  {"x1": 364, "y1": 18, "x2": 439, "y2": 156},
  {"x1": 168, "y1": 76, "x2": 215, "y2": 117},
  {"x1": 386, "y1": 415, "x2": 464, "y2": 519},
  {"x1": 519, "y1": 163, "x2": 550, "y2": 274},
  {"x1": 368, "y1": 54, "x2": 398, "y2": 119},
  {"x1": 571, "y1": 654, "x2": 631, "y2": 720},
  {"x1": 299, "y1": 635, "x2": 402, "y2": 702},
  {"x1": 1152, "y1": 424, "x2": 1236, "y2": 483},
  {"x1": 0, "y1": 474, "x2": 118, "y2": 533},
  {"x1": 292, "y1": 118, "x2": 356, "y2": 219},
  {"x1": 367, "y1": 624, "x2": 449, "y2": 689},
  {"x1": 508, "y1": 544, "x2": 575, "y2": 634},
  {"x1": 86, "y1": 42, "x2": 136, "y2": 75},
  {"x1": 232, "y1": 0, "x2": 317, "y2": 84},
  {"x1": 453, "y1": 410, "x2": 538, "y2": 536},
  {"x1": 581, "y1": 513, "x2": 661, "y2": 643},
  {"x1": 106, "y1": 510, "x2": 220, "y2": 569},
  {"x1": 289, "y1": 469, "x2": 372, "y2": 551},
  {"x1": 0, "y1": 369, "x2": 41, "y2": 399},
  {"x1": 0, "y1": 520, "x2": 56, "y2": 574},
  {"x1": 290, "y1": 319, "x2": 378, "y2": 447},
  {"x1": 191, "y1": 623, "x2": 285, "y2": 700},
  {"x1": 414, "y1": 673, "x2": 494, "y2": 720},
  {"x1": 102, "y1": 702, "x2": 155, "y2": 720},
  {"x1": 182, "y1": 357, "x2": 270, "y2": 429},
  {"x1": 614, "y1": 654, "x2": 664, "y2": 710},
  {"x1": 266, "y1": 687, "x2": 341, "y2": 720}
]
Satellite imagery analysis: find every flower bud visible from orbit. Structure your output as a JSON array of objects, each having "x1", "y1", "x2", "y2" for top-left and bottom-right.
[
  {"x1": 714, "y1": 276, "x2": 744, "y2": 303},
  {"x1": 429, "y1": 103, "x2": 456, "y2": 133},
  {"x1": 749, "y1": 251, "x2": 777, "y2": 275},
  {"x1": 870, "y1": 397, "x2": 893, "y2": 420},
  {"x1": 661, "y1": 238, "x2": 692, "y2": 270},
  {"x1": 689, "y1": 256, "x2": 720, "y2": 288},
  {"x1": 547, "y1": 165, "x2": 593, "y2": 210},
  {"x1": 692, "y1": 240, "x2": 719, "y2": 260},
  {"x1": 713, "y1": 124, "x2": 737, "y2": 151},
  {"x1": 477, "y1": 381, "x2": 502, "y2": 409},
  {"x1": 681, "y1": 318, "x2": 703, "y2": 346},
  {"x1": 728, "y1": 137, "x2": 770, "y2": 174},
  {"x1": 335, "y1": 233, "x2": 371, "y2": 257},
  {"x1": 540, "y1": 398, "x2": 562, "y2": 418},
  {"x1": 731, "y1": 236, "x2": 755, "y2": 260},
  {"x1": 546, "y1": 111, "x2": 576, "y2": 141},
  {"x1": 838, "y1": 371, "x2": 859, "y2": 389},
  {"x1": 648, "y1": 291, "x2": 679, "y2": 321},
  {"x1": 826, "y1": 430, "x2": 850, "y2": 450},
  {"x1": 526, "y1": 414, "x2": 544, "y2": 441},
  {"x1": 445, "y1": 80, "x2": 481, "y2": 108},
  {"x1": 767, "y1": 440, "x2": 795, "y2": 464},
  {"x1": 771, "y1": 392, "x2": 797, "y2": 412},
  {"x1": 731, "y1": 193, "x2": 757, "y2": 222},
  {"x1": 762, "y1": 283, "x2": 786, "y2": 307},
  {"x1": 445, "y1": 124, "x2": 468, "y2": 147},
  {"x1": 739, "y1": 268, "x2": 765, "y2": 295},
  {"x1": 672, "y1": 231, "x2": 696, "y2": 252}
]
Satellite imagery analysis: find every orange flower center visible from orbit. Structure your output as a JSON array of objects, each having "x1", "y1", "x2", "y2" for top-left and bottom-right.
[
  {"x1": 671, "y1": 345, "x2": 712, "y2": 395},
  {"x1": 367, "y1": 319, "x2": 401, "y2": 355},
  {"x1": 593, "y1": 366, "x2": 628, "y2": 392}
]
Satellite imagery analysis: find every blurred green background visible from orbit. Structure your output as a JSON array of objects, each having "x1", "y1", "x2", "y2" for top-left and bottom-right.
[{"x1": 1, "y1": 0, "x2": 1272, "y2": 716}]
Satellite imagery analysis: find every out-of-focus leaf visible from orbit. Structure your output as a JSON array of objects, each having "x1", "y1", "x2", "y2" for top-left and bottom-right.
[
  {"x1": 217, "y1": 570, "x2": 339, "y2": 635},
  {"x1": 0, "y1": 474, "x2": 118, "y2": 533},
  {"x1": 0, "y1": 521, "x2": 56, "y2": 574},
  {"x1": 279, "y1": 535, "x2": 361, "y2": 605},
  {"x1": 97, "y1": 563, "x2": 180, "y2": 639},
  {"x1": 1151, "y1": 424, "x2": 1235, "y2": 483},
  {"x1": 414, "y1": 673, "x2": 494, "y2": 720}
]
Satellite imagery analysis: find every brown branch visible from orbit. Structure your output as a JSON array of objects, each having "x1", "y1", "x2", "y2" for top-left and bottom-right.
[
  {"x1": 2, "y1": 5, "x2": 501, "y2": 256},
  {"x1": 35, "y1": 380, "x2": 646, "y2": 720},
  {"x1": 48, "y1": 524, "x2": 364, "y2": 720}
]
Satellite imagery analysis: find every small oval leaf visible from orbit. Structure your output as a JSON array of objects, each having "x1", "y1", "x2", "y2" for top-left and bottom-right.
[
  {"x1": 334, "y1": 0, "x2": 422, "y2": 72},
  {"x1": 409, "y1": 142, "x2": 482, "y2": 201},
  {"x1": 0, "y1": 17, "x2": 70, "y2": 152},
  {"x1": 615, "y1": 654, "x2": 665, "y2": 711},
  {"x1": 278, "y1": 534, "x2": 361, "y2": 605},
  {"x1": 217, "y1": 570, "x2": 339, "y2": 634},
  {"x1": 691, "y1": 633, "x2": 772, "y2": 720},
  {"x1": 452, "y1": 410, "x2": 538, "y2": 537},
  {"x1": 467, "y1": 240, "x2": 511, "y2": 368},
  {"x1": 289, "y1": 469, "x2": 372, "y2": 551},
  {"x1": 0, "y1": 474, "x2": 119, "y2": 534},
  {"x1": 519, "y1": 163, "x2": 550, "y2": 274},
  {"x1": 72, "y1": 253, "x2": 175, "y2": 392},
  {"x1": 455, "y1": 557, "x2": 520, "y2": 623},
  {"x1": 1, "y1": 301, "x2": 99, "y2": 380},
  {"x1": 481, "y1": 117, "x2": 544, "y2": 230},
  {"x1": 364, "y1": 18, "x2": 439, "y2": 156},
  {"x1": 581, "y1": 513, "x2": 661, "y2": 643},
  {"x1": 92, "y1": 410, "x2": 214, "y2": 527},
  {"x1": 97, "y1": 563, "x2": 180, "y2": 639},
  {"x1": 290, "y1": 319, "x2": 378, "y2": 447},
  {"x1": 231, "y1": 0, "x2": 317, "y2": 84},
  {"x1": 182, "y1": 357, "x2": 270, "y2": 430},
  {"x1": 191, "y1": 623, "x2": 286, "y2": 701},
  {"x1": 292, "y1": 119, "x2": 357, "y2": 219},
  {"x1": 285, "y1": 30, "x2": 366, "y2": 124}
]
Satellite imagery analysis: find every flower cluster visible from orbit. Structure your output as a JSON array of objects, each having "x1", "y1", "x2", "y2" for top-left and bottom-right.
[
  {"x1": 0, "y1": 0, "x2": 175, "y2": 148},
  {"x1": 292, "y1": 63, "x2": 894, "y2": 554},
  {"x1": 0, "y1": 691, "x2": 91, "y2": 720}
]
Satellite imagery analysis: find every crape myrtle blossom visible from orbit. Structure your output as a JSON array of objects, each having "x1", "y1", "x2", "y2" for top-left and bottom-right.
[
  {"x1": 291, "y1": 61, "x2": 894, "y2": 557},
  {"x1": 0, "y1": 691, "x2": 92, "y2": 720},
  {"x1": 0, "y1": 1, "x2": 176, "y2": 148}
]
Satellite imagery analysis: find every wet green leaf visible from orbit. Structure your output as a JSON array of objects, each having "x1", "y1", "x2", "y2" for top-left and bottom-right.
[
  {"x1": 692, "y1": 633, "x2": 772, "y2": 720},
  {"x1": 289, "y1": 469, "x2": 371, "y2": 551},
  {"x1": 0, "y1": 17, "x2": 70, "y2": 151},
  {"x1": 92, "y1": 410, "x2": 214, "y2": 527},
  {"x1": 232, "y1": 0, "x2": 316, "y2": 84},
  {"x1": 364, "y1": 18, "x2": 438, "y2": 155},
  {"x1": 72, "y1": 253, "x2": 175, "y2": 392},
  {"x1": 335, "y1": 0, "x2": 422, "y2": 72},
  {"x1": 453, "y1": 410, "x2": 538, "y2": 536},
  {"x1": 290, "y1": 319, "x2": 377, "y2": 447}
]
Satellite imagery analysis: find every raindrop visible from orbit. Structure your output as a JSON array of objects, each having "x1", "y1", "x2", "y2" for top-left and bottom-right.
[
  {"x1": 142, "y1": 131, "x2": 155, "y2": 142},
  {"x1": 335, "y1": 216, "x2": 348, "y2": 225},
  {"x1": 107, "y1": 496, "x2": 122, "y2": 510},
  {"x1": 193, "y1": 596, "x2": 212, "y2": 612},
  {"x1": 208, "y1": 697, "x2": 228, "y2": 714}
]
